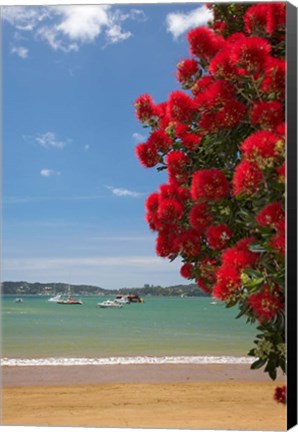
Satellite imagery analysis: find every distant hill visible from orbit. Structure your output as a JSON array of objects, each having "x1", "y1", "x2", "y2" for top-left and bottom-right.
[{"x1": 1, "y1": 281, "x2": 209, "y2": 297}]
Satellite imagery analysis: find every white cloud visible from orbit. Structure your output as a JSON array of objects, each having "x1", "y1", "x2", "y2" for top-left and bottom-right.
[
  {"x1": 11, "y1": 45, "x2": 28, "y2": 58},
  {"x1": 106, "y1": 186, "x2": 143, "y2": 198},
  {"x1": 166, "y1": 5, "x2": 213, "y2": 39},
  {"x1": 132, "y1": 132, "x2": 147, "y2": 142},
  {"x1": 40, "y1": 169, "x2": 61, "y2": 177},
  {"x1": 3, "y1": 5, "x2": 146, "y2": 51},
  {"x1": 36, "y1": 132, "x2": 68, "y2": 149}
]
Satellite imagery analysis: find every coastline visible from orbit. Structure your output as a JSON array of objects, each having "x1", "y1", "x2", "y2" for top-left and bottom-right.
[{"x1": 2, "y1": 363, "x2": 286, "y2": 430}]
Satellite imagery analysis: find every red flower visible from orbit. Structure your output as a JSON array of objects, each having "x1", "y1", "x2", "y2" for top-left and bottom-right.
[
  {"x1": 156, "y1": 227, "x2": 180, "y2": 258},
  {"x1": 191, "y1": 75, "x2": 214, "y2": 96},
  {"x1": 176, "y1": 58, "x2": 199, "y2": 84},
  {"x1": 180, "y1": 263, "x2": 194, "y2": 279},
  {"x1": 198, "y1": 258, "x2": 218, "y2": 282},
  {"x1": 277, "y1": 163, "x2": 286, "y2": 183},
  {"x1": 157, "y1": 198, "x2": 184, "y2": 222},
  {"x1": 251, "y1": 101, "x2": 284, "y2": 130},
  {"x1": 191, "y1": 169, "x2": 230, "y2": 201},
  {"x1": 135, "y1": 94, "x2": 157, "y2": 122},
  {"x1": 167, "y1": 91, "x2": 198, "y2": 123},
  {"x1": 175, "y1": 123, "x2": 189, "y2": 138},
  {"x1": 241, "y1": 131, "x2": 279, "y2": 162},
  {"x1": 213, "y1": 265, "x2": 242, "y2": 302},
  {"x1": 181, "y1": 133, "x2": 202, "y2": 151},
  {"x1": 262, "y1": 57, "x2": 286, "y2": 97},
  {"x1": 256, "y1": 202, "x2": 285, "y2": 228},
  {"x1": 269, "y1": 221, "x2": 285, "y2": 256},
  {"x1": 244, "y1": 3, "x2": 286, "y2": 36},
  {"x1": 135, "y1": 143, "x2": 160, "y2": 168},
  {"x1": 221, "y1": 238, "x2": 259, "y2": 270},
  {"x1": 233, "y1": 160, "x2": 263, "y2": 196},
  {"x1": 231, "y1": 36, "x2": 271, "y2": 75},
  {"x1": 166, "y1": 151, "x2": 190, "y2": 174},
  {"x1": 244, "y1": 4, "x2": 270, "y2": 35},
  {"x1": 209, "y1": 50, "x2": 239, "y2": 80},
  {"x1": 147, "y1": 130, "x2": 172, "y2": 153},
  {"x1": 145, "y1": 192, "x2": 160, "y2": 213},
  {"x1": 274, "y1": 386, "x2": 286, "y2": 404},
  {"x1": 187, "y1": 27, "x2": 225, "y2": 60},
  {"x1": 206, "y1": 224, "x2": 233, "y2": 250},
  {"x1": 175, "y1": 229, "x2": 202, "y2": 258},
  {"x1": 248, "y1": 285, "x2": 284, "y2": 323},
  {"x1": 189, "y1": 202, "x2": 213, "y2": 232}
]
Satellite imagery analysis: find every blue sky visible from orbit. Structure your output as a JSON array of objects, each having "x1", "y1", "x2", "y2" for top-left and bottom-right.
[{"x1": 2, "y1": 3, "x2": 212, "y2": 289}]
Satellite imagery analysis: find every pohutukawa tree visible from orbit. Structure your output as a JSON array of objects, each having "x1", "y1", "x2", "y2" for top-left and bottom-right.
[{"x1": 134, "y1": 2, "x2": 286, "y2": 403}]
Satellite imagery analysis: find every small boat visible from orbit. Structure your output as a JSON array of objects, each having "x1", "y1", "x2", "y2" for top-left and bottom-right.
[
  {"x1": 114, "y1": 296, "x2": 130, "y2": 305},
  {"x1": 57, "y1": 297, "x2": 83, "y2": 305},
  {"x1": 97, "y1": 299, "x2": 123, "y2": 308},
  {"x1": 48, "y1": 294, "x2": 62, "y2": 302},
  {"x1": 14, "y1": 298, "x2": 23, "y2": 303},
  {"x1": 210, "y1": 301, "x2": 218, "y2": 305}
]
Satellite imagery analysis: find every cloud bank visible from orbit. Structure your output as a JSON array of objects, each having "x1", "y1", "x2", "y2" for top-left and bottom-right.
[
  {"x1": 166, "y1": 5, "x2": 213, "y2": 39},
  {"x1": 3, "y1": 5, "x2": 146, "y2": 53}
]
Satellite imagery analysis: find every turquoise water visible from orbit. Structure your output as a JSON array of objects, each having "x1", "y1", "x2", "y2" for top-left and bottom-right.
[{"x1": 2, "y1": 295, "x2": 257, "y2": 360}]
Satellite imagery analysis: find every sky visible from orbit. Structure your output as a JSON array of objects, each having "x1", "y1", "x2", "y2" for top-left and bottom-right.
[{"x1": 2, "y1": 3, "x2": 213, "y2": 289}]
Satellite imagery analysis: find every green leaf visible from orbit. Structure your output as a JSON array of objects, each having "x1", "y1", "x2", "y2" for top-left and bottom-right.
[
  {"x1": 251, "y1": 358, "x2": 267, "y2": 370},
  {"x1": 244, "y1": 277, "x2": 264, "y2": 288},
  {"x1": 248, "y1": 243, "x2": 266, "y2": 253}
]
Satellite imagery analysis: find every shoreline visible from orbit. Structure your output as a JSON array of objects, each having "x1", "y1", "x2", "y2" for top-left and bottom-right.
[
  {"x1": 2, "y1": 363, "x2": 286, "y2": 430},
  {"x1": 2, "y1": 362, "x2": 284, "y2": 387}
]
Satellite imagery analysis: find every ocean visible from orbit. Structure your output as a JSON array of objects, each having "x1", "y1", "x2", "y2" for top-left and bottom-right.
[{"x1": 2, "y1": 295, "x2": 257, "y2": 366}]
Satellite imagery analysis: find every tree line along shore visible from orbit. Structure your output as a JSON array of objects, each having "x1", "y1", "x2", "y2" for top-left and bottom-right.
[{"x1": 2, "y1": 281, "x2": 209, "y2": 297}]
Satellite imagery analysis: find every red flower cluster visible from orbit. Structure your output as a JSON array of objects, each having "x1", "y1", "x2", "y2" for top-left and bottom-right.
[
  {"x1": 213, "y1": 238, "x2": 259, "y2": 302},
  {"x1": 256, "y1": 202, "x2": 285, "y2": 228},
  {"x1": 230, "y1": 36, "x2": 271, "y2": 76},
  {"x1": 274, "y1": 385, "x2": 286, "y2": 404},
  {"x1": 147, "y1": 130, "x2": 172, "y2": 153},
  {"x1": 167, "y1": 151, "x2": 190, "y2": 185},
  {"x1": 241, "y1": 130, "x2": 280, "y2": 167},
  {"x1": 135, "y1": 4, "x2": 285, "y2": 381},
  {"x1": 250, "y1": 101, "x2": 284, "y2": 130},
  {"x1": 176, "y1": 58, "x2": 199, "y2": 86},
  {"x1": 180, "y1": 263, "x2": 194, "y2": 279},
  {"x1": 233, "y1": 160, "x2": 263, "y2": 196},
  {"x1": 191, "y1": 169, "x2": 230, "y2": 201},
  {"x1": 167, "y1": 91, "x2": 198, "y2": 123},
  {"x1": 248, "y1": 284, "x2": 284, "y2": 323},
  {"x1": 189, "y1": 202, "x2": 213, "y2": 233},
  {"x1": 187, "y1": 27, "x2": 225, "y2": 60},
  {"x1": 244, "y1": 3, "x2": 286, "y2": 36},
  {"x1": 135, "y1": 142, "x2": 159, "y2": 168},
  {"x1": 269, "y1": 220, "x2": 285, "y2": 257},
  {"x1": 206, "y1": 224, "x2": 233, "y2": 250},
  {"x1": 135, "y1": 94, "x2": 157, "y2": 123},
  {"x1": 262, "y1": 57, "x2": 286, "y2": 98},
  {"x1": 195, "y1": 80, "x2": 246, "y2": 133}
]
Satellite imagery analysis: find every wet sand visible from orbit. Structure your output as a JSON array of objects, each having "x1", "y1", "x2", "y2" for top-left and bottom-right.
[{"x1": 2, "y1": 364, "x2": 286, "y2": 430}]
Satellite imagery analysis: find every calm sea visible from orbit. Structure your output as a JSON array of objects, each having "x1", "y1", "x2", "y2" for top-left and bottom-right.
[{"x1": 1, "y1": 295, "x2": 257, "y2": 366}]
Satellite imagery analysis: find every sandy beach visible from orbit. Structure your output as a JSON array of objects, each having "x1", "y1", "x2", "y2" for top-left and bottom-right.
[{"x1": 2, "y1": 363, "x2": 286, "y2": 430}]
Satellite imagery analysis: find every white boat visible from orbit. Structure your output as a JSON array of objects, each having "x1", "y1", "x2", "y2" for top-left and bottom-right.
[
  {"x1": 97, "y1": 299, "x2": 123, "y2": 308},
  {"x1": 14, "y1": 298, "x2": 23, "y2": 303},
  {"x1": 57, "y1": 296, "x2": 84, "y2": 305},
  {"x1": 114, "y1": 296, "x2": 130, "y2": 305},
  {"x1": 48, "y1": 294, "x2": 62, "y2": 302},
  {"x1": 210, "y1": 301, "x2": 218, "y2": 305}
]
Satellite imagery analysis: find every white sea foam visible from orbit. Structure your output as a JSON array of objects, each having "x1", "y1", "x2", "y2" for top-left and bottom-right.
[{"x1": 1, "y1": 356, "x2": 255, "y2": 367}]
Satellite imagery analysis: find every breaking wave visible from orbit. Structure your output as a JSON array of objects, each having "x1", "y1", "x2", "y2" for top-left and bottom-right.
[{"x1": 1, "y1": 355, "x2": 255, "y2": 367}]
